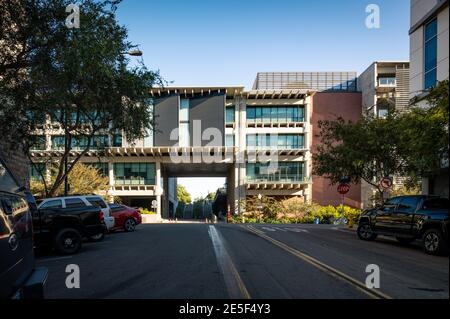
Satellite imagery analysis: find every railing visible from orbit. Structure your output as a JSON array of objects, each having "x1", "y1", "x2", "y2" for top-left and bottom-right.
[
  {"x1": 246, "y1": 175, "x2": 311, "y2": 184},
  {"x1": 246, "y1": 118, "x2": 305, "y2": 124},
  {"x1": 246, "y1": 145, "x2": 306, "y2": 151}
]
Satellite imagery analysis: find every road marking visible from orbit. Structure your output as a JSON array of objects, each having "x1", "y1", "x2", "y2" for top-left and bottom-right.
[
  {"x1": 208, "y1": 225, "x2": 251, "y2": 299},
  {"x1": 243, "y1": 225, "x2": 392, "y2": 300},
  {"x1": 261, "y1": 227, "x2": 276, "y2": 232},
  {"x1": 287, "y1": 228, "x2": 309, "y2": 233}
]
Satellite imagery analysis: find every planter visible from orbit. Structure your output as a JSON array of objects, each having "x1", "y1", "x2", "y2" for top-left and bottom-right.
[{"x1": 141, "y1": 214, "x2": 162, "y2": 224}]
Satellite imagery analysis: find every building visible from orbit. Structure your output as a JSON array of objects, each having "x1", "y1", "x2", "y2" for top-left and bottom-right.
[
  {"x1": 30, "y1": 72, "x2": 363, "y2": 217},
  {"x1": 357, "y1": 61, "x2": 410, "y2": 208},
  {"x1": 409, "y1": 0, "x2": 449, "y2": 197}
]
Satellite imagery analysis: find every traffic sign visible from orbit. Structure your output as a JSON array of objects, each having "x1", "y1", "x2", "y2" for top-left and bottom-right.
[
  {"x1": 337, "y1": 183, "x2": 350, "y2": 195},
  {"x1": 151, "y1": 200, "x2": 158, "y2": 209},
  {"x1": 380, "y1": 177, "x2": 393, "y2": 189}
]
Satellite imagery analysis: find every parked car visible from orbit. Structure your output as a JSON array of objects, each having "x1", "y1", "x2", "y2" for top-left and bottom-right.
[
  {"x1": 357, "y1": 195, "x2": 449, "y2": 255},
  {"x1": 38, "y1": 195, "x2": 115, "y2": 234},
  {"x1": 109, "y1": 203, "x2": 142, "y2": 232},
  {"x1": 1, "y1": 159, "x2": 47, "y2": 299}
]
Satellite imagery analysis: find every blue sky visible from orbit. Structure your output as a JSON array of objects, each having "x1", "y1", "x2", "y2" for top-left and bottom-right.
[{"x1": 116, "y1": 0, "x2": 410, "y2": 199}]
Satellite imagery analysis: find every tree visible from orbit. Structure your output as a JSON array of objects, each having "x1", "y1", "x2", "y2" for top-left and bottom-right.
[
  {"x1": 0, "y1": 0, "x2": 163, "y2": 197},
  {"x1": 177, "y1": 184, "x2": 192, "y2": 204},
  {"x1": 30, "y1": 162, "x2": 108, "y2": 198},
  {"x1": 206, "y1": 192, "x2": 216, "y2": 202}
]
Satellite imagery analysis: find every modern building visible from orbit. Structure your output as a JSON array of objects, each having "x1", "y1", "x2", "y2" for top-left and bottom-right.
[
  {"x1": 409, "y1": 0, "x2": 449, "y2": 197},
  {"x1": 30, "y1": 72, "x2": 363, "y2": 218},
  {"x1": 357, "y1": 61, "x2": 411, "y2": 208}
]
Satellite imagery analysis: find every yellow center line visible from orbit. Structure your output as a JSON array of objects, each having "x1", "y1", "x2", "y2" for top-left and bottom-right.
[{"x1": 243, "y1": 225, "x2": 392, "y2": 300}]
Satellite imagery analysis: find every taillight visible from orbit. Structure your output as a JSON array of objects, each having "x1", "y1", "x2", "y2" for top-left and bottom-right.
[{"x1": 99, "y1": 211, "x2": 104, "y2": 221}]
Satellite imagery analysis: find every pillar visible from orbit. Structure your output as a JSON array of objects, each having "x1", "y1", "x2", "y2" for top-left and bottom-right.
[{"x1": 155, "y1": 161, "x2": 162, "y2": 219}]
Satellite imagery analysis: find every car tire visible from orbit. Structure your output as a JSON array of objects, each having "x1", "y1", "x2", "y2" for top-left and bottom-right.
[
  {"x1": 88, "y1": 232, "x2": 105, "y2": 242},
  {"x1": 53, "y1": 228, "x2": 82, "y2": 255},
  {"x1": 124, "y1": 218, "x2": 136, "y2": 232},
  {"x1": 422, "y1": 229, "x2": 448, "y2": 255},
  {"x1": 396, "y1": 237, "x2": 416, "y2": 245},
  {"x1": 357, "y1": 222, "x2": 377, "y2": 241}
]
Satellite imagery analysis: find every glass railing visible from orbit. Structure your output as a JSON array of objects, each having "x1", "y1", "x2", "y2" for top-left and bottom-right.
[
  {"x1": 246, "y1": 145, "x2": 306, "y2": 151},
  {"x1": 114, "y1": 177, "x2": 156, "y2": 186},
  {"x1": 246, "y1": 175, "x2": 311, "y2": 183},
  {"x1": 378, "y1": 78, "x2": 396, "y2": 86}
]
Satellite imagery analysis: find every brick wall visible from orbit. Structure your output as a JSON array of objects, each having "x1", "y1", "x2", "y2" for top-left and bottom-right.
[{"x1": 311, "y1": 92, "x2": 362, "y2": 208}]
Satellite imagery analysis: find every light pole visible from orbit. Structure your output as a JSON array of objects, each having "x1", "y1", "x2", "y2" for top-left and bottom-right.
[{"x1": 257, "y1": 193, "x2": 262, "y2": 224}]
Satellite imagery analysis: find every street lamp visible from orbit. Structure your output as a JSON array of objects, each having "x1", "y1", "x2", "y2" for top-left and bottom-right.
[
  {"x1": 125, "y1": 49, "x2": 143, "y2": 57},
  {"x1": 257, "y1": 194, "x2": 262, "y2": 224}
]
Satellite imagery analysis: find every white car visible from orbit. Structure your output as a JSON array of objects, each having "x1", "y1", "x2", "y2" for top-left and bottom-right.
[{"x1": 37, "y1": 195, "x2": 115, "y2": 238}]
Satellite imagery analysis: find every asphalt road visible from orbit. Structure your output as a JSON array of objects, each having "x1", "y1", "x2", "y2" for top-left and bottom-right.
[{"x1": 36, "y1": 223, "x2": 449, "y2": 299}]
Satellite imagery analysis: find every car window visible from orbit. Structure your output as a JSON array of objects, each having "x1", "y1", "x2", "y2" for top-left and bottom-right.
[
  {"x1": 40, "y1": 199, "x2": 63, "y2": 209},
  {"x1": 86, "y1": 197, "x2": 107, "y2": 209},
  {"x1": 422, "y1": 198, "x2": 449, "y2": 210},
  {"x1": 65, "y1": 198, "x2": 86, "y2": 208},
  {"x1": 381, "y1": 197, "x2": 402, "y2": 212},
  {"x1": 398, "y1": 197, "x2": 420, "y2": 212},
  {"x1": 110, "y1": 204, "x2": 125, "y2": 212}
]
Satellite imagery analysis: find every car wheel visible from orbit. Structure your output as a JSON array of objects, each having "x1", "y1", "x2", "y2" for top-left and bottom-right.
[
  {"x1": 54, "y1": 228, "x2": 82, "y2": 255},
  {"x1": 423, "y1": 229, "x2": 447, "y2": 255},
  {"x1": 396, "y1": 237, "x2": 415, "y2": 245},
  {"x1": 357, "y1": 223, "x2": 377, "y2": 241},
  {"x1": 124, "y1": 218, "x2": 136, "y2": 232},
  {"x1": 88, "y1": 232, "x2": 105, "y2": 242}
]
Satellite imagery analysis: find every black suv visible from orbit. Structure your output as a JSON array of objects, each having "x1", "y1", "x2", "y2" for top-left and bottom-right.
[{"x1": 357, "y1": 195, "x2": 449, "y2": 255}]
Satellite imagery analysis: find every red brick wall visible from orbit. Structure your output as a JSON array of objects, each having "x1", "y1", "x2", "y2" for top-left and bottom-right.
[
  {"x1": 0, "y1": 142, "x2": 29, "y2": 187},
  {"x1": 311, "y1": 92, "x2": 362, "y2": 208}
]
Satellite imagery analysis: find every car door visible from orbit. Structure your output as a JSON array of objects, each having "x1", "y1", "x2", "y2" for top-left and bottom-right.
[
  {"x1": 85, "y1": 197, "x2": 114, "y2": 229},
  {"x1": 390, "y1": 196, "x2": 420, "y2": 235},
  {"x1": 373, "y1": 197, "x2": 403, "y2": 233}
]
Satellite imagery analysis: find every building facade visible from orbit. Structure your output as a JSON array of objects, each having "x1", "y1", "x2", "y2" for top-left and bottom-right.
[
  {"x1": 357, "y1": 61, "x2": 411, "y2": 208},
  {"x1": 409, "y1": 0, "x2": 449, "y2": 197},
  {"x1": 30, "y1": 72, "x2": 363, "y2": 218}
]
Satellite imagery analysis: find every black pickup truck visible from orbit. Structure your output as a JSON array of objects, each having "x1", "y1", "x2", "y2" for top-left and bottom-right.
[
  {"x1": 33, "y1": 204, "x2": 106, "y2": 255},
  {"x1": 357, "y1": 195, "x2": 449, "y2": 255}
]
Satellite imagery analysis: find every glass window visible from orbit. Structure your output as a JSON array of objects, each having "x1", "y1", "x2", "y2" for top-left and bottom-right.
[
  {"x1": 424, "y1": 19, "x2": 437, "y2": 89},
  {"x1": 86, "y1": 197, "x2": 107, "y2": 209},
  {"x1": 180, "y1": 98, "x2": 189, "y2": 122},
  {"x1": 398, "y1": 197, "x2": 420, "y2": 212},
  {"x1": 31, "y1": 136, "x2": 46, "y2": 150},
  {"x1": 278, "y1": 107, "x2": 287, "y2": 123},
  {"x1": 40, "y1": 199, "x2": 63, "y2": 209},
  {"x1": 30, "y1": 163, "x2": 46, "y2": 181},
  {"x1": 247, "y1": 107, "x2": 255, "y2": 122},
  {"x1": 51, "y1": 136, "x2": 65, "y2": 150},
  {"x1": 262, "y1": 108, "x2": 271, "y2": 123},
  {"x1": 255, "y1": 108, "x2": 262, "y2": 123},
  {"x1": 226, "y1": 107, "x2": 235, "y2": 124},
  {"x1": 114, "y1": 163, "x2": 156, "y2": 185},
  {"x1": 113, "y1": 134, "x2": 122, "y2": 147},
  {"x1": 225, "y1": 134, "x2": 234, "y2": 147},
  {"x1": 179, "y1": 123, "x2": 190, "y2": 147},
  {"x1": 65, "y1": 198, "x2": 86, "y2": 208},
  {"x1": 377, "y1": 107, "x2": 389, "y2": 118},
  {"x1": 422, "y1": 198, "x2": 449, "y2": 210},
  {"x1": 86, "y1": 163, "x2": 108, "y2": 177}
]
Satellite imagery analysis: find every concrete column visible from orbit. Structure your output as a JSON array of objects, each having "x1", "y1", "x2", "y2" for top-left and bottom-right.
[
  {"x1": 108, "y1": 162, "x2": 114, "y2": 202},
  {"x1": 155, "y1": 161, "x2": 162, "y2": 219}
]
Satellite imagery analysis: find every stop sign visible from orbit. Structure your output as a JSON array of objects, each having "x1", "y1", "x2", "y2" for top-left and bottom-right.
[{"x1": 337, "y1": 183, "x2": 350, "y2": 195}]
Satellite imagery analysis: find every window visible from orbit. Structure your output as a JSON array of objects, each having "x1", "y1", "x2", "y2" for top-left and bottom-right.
[
  {"x1": 114, "y1": 163, "x2": 156, "y2": 185},
  {"x1": 86, "y1": 197, "x2": 107, "y2": 209},
  {"x1": 382, "y1": 197, "x2": 402, "y2": 211},
  {"x1": 40, "y1": 199, "x2": 63, "y2": 209},
  {"x1": 377, "y1": 106, "x2": 389, "y2": 118},
  {"x1": 225, "y1": 134, "x2": 235, "y2": 147},
  {"x1": 246, "y1": 162, "x2": 304, "y2": 182},
  {"x1": 398, "y1": 197, "x2": 420, "y2": 213},
  {"x1": 30, "y1": 163, "x2": 46, "y2": 181},
  {"x1": 422, "y1": 198, "x2": 449, "y2": 210},
  {"x1": 225, "y1": 107, "x2": 235, "y2": 124},
  {"x1": 378, "y1": 77, "x2": 396, "y2": 86},
  {"x1": 247, "y1": 107, "x2": 255, "y2": 123},
  {"x1": 65, "y1": 198, "x2": 86, "y2": 208},
  {"x1": 246, "y1": 106, "x2": 305, "y2": 123},
  {"x1": 31, "y1": 136, "x2": 47, "y2": 151},
  {"x1": 246, "y1": 134, "x2": 304, "y2": 150},
  {"x1": 179, "y1": 99, "x2": 190, "y2": 146},
  {"x1": 51, "y1": 136, "x2": 65, "y2": 150},
  {"x1": 86, "y1": 163, "x2": 109, "y2": 177},
  {"x1": 424, "y1": 19, "x2": 438, "y2": 89},
  {"x1": 113, "y1": 134, "x2": 123, "y2": 147}
]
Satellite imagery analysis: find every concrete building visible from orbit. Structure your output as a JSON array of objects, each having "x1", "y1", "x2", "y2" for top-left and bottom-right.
[
  {"x1": 30, "y1": 72, "x2": 363, "y2": 217},
  {"x1": 357, "y1": 61, "x2": 410, "y2": 208},
  {"x1": 410, "y1": 0, "x2": 449, "y2": 197}
]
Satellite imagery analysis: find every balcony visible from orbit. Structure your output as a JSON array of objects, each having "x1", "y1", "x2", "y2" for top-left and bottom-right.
[
  {"x1": 246, "y1": 175, "x2": 311, "y2": 184},
  {"x1": 378, "y1": 77, "x2": 396, "y2": 87}
]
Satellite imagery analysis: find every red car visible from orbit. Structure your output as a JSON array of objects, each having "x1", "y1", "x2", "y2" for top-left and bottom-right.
[{"x1": 109, "y1": 204, "x2": 142, "y2": 232}]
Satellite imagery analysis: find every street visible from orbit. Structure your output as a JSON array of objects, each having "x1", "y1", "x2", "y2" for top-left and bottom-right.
[{"x1": 37, "y1": 223, "x2": 449, "y2": 299}]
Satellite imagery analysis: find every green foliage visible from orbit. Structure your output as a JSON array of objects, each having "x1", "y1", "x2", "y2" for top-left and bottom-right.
[
  {"x1": 206, "y1": 192, "x2": 216, "y2": 202},
  {"x1": 192, "y1": 200, "x2": 204, "y2": 219},
  {"x1": 0, "y1": 0, "x2": 163, "y2": 197},
  {"x1": 139, "y1": 208, "x2": 156, "y2": 215},
  {"x1": 313, "y1": 80, "x2": 449, "y2": 205},
  {"x1": 177, "y1": 185, "x2": 192, "y2": 204},
  {"x1": 30, "y1": 162, "x2": 108, "y2": 198}
]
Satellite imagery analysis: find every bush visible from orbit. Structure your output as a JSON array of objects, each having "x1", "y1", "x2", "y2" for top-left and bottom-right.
[{"x1": 139, "y1": 208, "x2": 156, "y2": 215}]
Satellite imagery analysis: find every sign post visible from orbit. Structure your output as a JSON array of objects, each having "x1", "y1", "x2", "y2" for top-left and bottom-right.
[{"x1": 337, "y1": 183, "x2": 350, "y2": 226}]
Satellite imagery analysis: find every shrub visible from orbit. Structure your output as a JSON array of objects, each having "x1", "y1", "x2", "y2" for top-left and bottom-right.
[{"x1": 139, "y1": 208, "x2": 156, "y2": 215}]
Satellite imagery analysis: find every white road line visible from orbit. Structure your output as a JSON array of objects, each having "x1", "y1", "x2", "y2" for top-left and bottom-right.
[
  {"x1": 36, "y1": 256, "x2": 73, "y2": 263},
  {"x1": 261, "y1": 227, "x2": 276, "y2": 232},
  {"x1": 208, "y1": 225, "x2": 251, "y2": 299}
]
